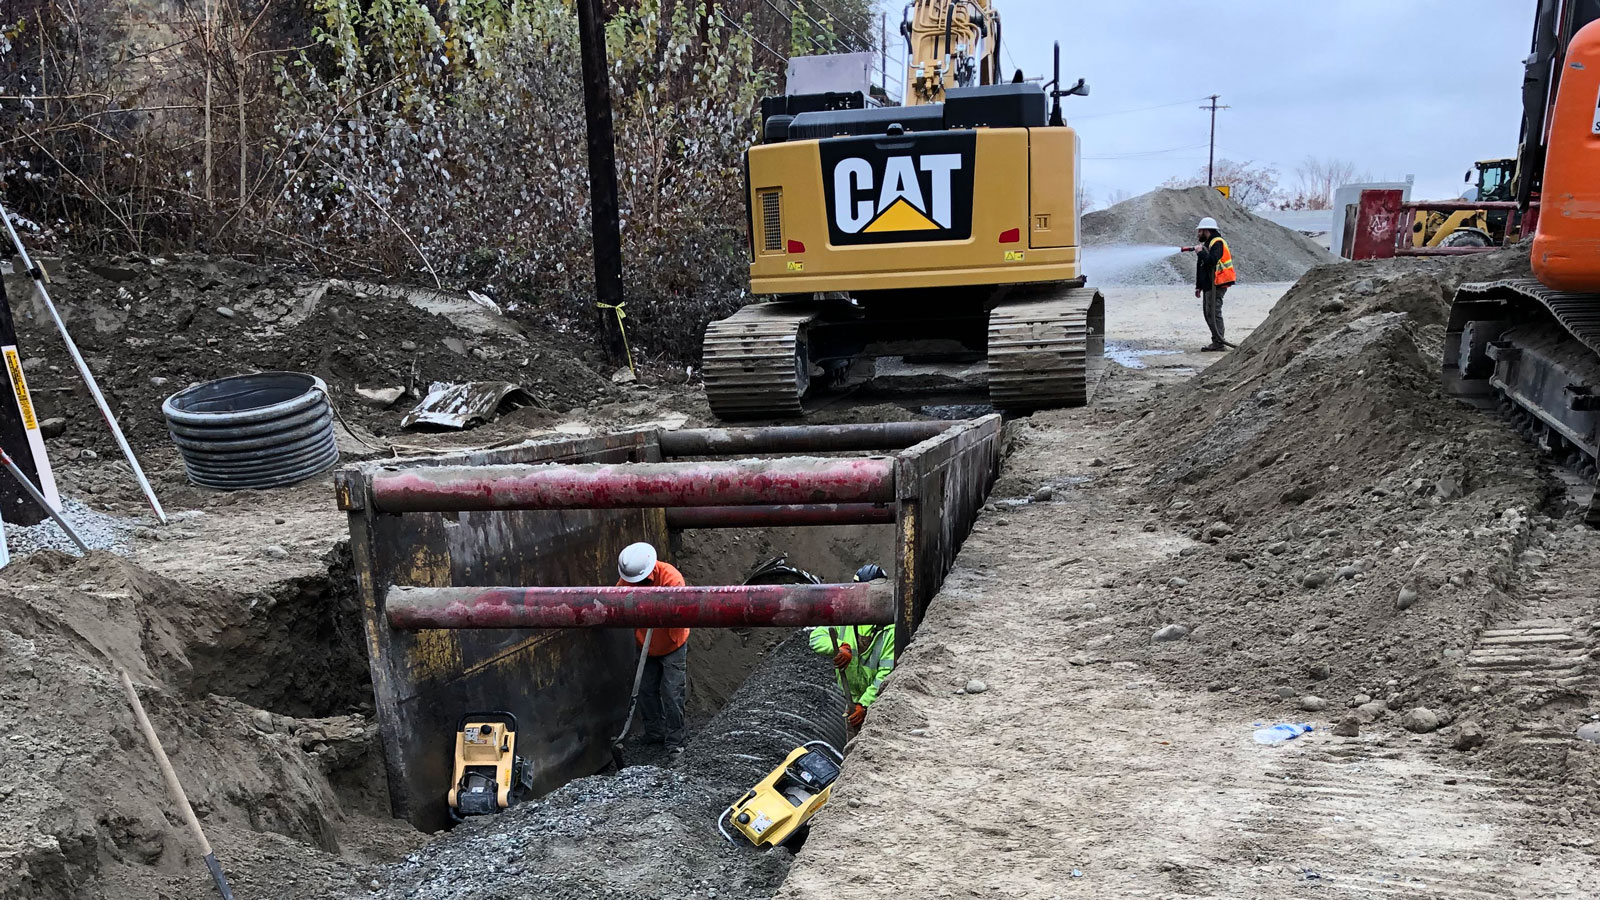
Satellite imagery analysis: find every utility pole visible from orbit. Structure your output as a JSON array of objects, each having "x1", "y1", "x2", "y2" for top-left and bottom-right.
[
  {"x1": 1200, "y1": 94, "x2": 1230, "y2": 186},
  {"x1": 575, "y1": 0, "x2": 627, "y2": 363}
]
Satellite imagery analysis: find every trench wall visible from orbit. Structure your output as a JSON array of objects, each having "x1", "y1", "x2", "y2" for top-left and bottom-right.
[{"x1": 337, "y1": 429, "x2": 666, "y2": 832}]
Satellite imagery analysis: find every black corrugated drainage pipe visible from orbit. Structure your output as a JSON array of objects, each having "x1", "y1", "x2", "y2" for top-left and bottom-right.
[{"x1": 162, "y1": 372, "x2": 340, "y2": 490}]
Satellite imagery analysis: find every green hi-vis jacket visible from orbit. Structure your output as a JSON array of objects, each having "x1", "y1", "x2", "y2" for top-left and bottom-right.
[{"x1": 808, "y1": 623, "x2": 896, "y2": 708}]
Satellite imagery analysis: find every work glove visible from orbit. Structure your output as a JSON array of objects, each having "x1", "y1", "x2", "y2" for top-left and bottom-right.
[
  {"x1": 1195, "y1": 289, "x2": 1202, "y2": 299},
  {"x1": 833, "y1": 644, "x2": 853, "y2": 669},
  {"x1": 847, "y1": 703, "x2": 867, "y2": 727}
]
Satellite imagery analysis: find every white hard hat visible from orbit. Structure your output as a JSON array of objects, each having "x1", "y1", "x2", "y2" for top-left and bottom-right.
[
  {"x1": 1197, "y1": 217, "x2": 1220, "y2": 231},
  {"x1": 618, "y1": 542, "x2": 657, "y2": 583}
]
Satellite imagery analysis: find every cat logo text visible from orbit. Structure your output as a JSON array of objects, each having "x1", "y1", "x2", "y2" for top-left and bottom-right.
[{"x1": 819, "y1": 132, "x2": 977, "y2": 246}]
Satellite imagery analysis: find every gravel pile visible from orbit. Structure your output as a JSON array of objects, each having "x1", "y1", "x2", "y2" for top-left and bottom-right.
[
  {"x1": 5, "y1": 496, "x2": 136, "y2": 556},
  {"x1": 1082, "y1": 186, "x2": 1335, "y2": 285}
]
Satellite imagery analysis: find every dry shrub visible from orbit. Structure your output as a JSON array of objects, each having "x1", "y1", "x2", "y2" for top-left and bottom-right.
[{"x1": 0, "y1": 0, "x2": 856, "y2": 361}]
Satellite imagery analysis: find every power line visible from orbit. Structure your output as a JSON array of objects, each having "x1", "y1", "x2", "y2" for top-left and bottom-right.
[
  {"x1": 764, "y1": 0, "x2": 849, "y2": 53},
  {"x1": 1083, "y1": 142, "x2": 1210, "y2": 161},
  {"x1": 718, "y1": 11, "x2": 789, "y2": 64},
  {"x1": 792, "y1": 0, "x2": 877, "y2": 50},
  {"x1": 1072, "y1": 95, "x2": 1214, "y2": 121}
]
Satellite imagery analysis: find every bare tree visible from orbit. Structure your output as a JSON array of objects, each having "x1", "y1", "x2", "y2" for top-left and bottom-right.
[
  {"x1": 1077, "y1": 183, "x2": 1097, "y2": 214},
  {"x1": 1105, "y1": 187, "x2": 1132, "y2": 207},
  {"x1": 1282, "y1": 156, "x2": 1371, "y2": 210},
  {"x1": 1163, "y1": 159, "x2": 1280, "y2": 210}
]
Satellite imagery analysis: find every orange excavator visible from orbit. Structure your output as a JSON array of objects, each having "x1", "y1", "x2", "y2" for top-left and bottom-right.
[{"x1": 1444, "y1": 1, "x2": 1600, "y2": 521}]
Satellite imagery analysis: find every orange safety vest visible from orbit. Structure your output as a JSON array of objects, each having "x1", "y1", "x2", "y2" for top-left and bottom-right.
[
  {"x1": 1210, "y1": 236, "x2": 1237, "y2": 286},
  {"x1": 618, "y1": 561, "x2": 691, "y2": 656}
]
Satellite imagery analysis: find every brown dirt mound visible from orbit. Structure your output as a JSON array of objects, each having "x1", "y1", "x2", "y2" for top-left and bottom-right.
[
  {"x1": 5, "y1": 255, "x2": 617, "y2": 455},
  {"x1": 1082, "y1": 186, "x2": 1334, "y2": 284},
  {"x1": 1107, "y1": 247, "x2": 1555, "y2": 749},
  {"x1": 0, "y1": 550, "x2": 415, "y2": 900}
]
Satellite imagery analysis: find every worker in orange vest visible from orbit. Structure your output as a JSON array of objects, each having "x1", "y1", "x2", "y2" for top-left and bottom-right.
[
  {"x1": 1188, "y1": 216, "x2": 1238, "y2": 351},
  {"x1": 617, "y1": 542, "x2": 690, "y2": 754}
]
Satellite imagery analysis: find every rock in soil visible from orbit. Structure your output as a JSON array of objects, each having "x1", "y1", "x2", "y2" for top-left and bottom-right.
[
  {"x1": 1332, "y1": 715, "x2": 1361, "y2": 737},
  {"x1": 1402, "y1": 707, "x2": 1442, "y2": 734},
  {"x1": 1297, "y1": 695, "x2": 1329, "y2": 712},
  {"x1": 1396, "y1": 586, "x2": 1419, "y2": 610},
  {"x1": 1575, "y1": 722, "x2": 1600, "y2": 743},
  {"x1": 1453, "y1": 721, "x2": 1487, "y2": 751},
  {"x1": 1152, "y1": 624, "x2": 1190, "y2": 642},
  {"x1": 1356, "y1": 702, "x2": 1388, "y2": 724},
  {"x1": 965, "y1": 678, "x2": 989, "y2": 694}
]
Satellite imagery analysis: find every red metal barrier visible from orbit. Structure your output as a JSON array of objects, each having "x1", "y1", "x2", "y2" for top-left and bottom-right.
[
  {"x1": 385, "y1": 581, "x2": 896, "y2": 629},
  {"x1": 664, "y1": 503, "x2": 895, "y2": 529},
  {"x1": 368, "y1": 457, "x2": 896, "y2": 512},
  {"x1": 1349, "y1": 189, "x2": 1404, "y2": 260}
]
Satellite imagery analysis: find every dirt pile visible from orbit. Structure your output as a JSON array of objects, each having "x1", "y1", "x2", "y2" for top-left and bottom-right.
[
  {"x1": 358, "y1": 633, "x2": 846, "y2": 900},
  {"x1": 1087, "y1": 247, "x2": 1570, "y2": 759},
  {"x1": 1082, "y1": 186, "x2": 1334, "y2": 284},
  {"x1": 4, "y1": 255, "x2": 618, "y2": 455},
  {"x1": 0, "y1": 549, "x2": 414, "y2": 900}
]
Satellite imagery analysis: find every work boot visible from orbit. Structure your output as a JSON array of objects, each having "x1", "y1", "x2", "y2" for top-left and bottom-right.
[{"x1": 1200, "y1": 343, "x2": 1226, "y2": 352}]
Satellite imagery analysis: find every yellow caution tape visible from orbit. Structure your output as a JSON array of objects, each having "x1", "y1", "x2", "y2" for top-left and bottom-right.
[
  {"x1": 596, "y1": 302, "x2": 636, "y2": 376},
  {"x1": 3, "y1": 348, "x2": 38, "y2": 431}
]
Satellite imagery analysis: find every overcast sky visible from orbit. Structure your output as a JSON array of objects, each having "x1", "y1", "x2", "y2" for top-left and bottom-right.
[{"x1": 895, "y1": 0, "x2": 1534, "y2": 206}]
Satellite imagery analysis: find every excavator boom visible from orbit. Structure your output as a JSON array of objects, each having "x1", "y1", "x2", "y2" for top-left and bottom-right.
[{"x1": 902, "y1": 0, "x2": 1004, "y2": 106}]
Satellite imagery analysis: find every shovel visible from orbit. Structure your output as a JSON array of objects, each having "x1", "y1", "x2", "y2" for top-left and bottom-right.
[{"x1": 610, "y1": 628, "x2": 654, "y2": 769}]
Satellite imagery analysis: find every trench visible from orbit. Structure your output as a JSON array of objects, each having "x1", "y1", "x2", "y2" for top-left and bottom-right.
[
  {"x1": 361, "y1": 519, "x2": 901, "y2": 900},
  {"x1": 671, "y1": 522, "x2": 898, "y2": 728},
  {"x1": 173, "y1": 542, "x2": 373, "y2": 719},
  {"x1": 156, "y1": 519, "x2": 896, "y2": 884}
]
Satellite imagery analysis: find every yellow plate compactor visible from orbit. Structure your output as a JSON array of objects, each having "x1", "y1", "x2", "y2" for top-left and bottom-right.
[
  {"x1": 719, "y1": 741, "x2": 845, "y2": 848},
  {"x1": 448, "y1": 711, "x2": 535, "y2": 820}
]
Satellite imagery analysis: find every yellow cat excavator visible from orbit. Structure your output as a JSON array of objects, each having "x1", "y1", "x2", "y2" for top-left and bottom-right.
[{"x1": 702, "y1": 0, "x2": 1103, "y2": 418}]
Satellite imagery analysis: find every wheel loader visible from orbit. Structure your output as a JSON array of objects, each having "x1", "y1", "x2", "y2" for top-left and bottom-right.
[
  {"x1": 1443, "y1": 0, "x2": 1600, "y2": 521},
  {"x1": 1410, "y1": 158, "x2": 1518, "y2": 249},
  {"x1": 702, "y1": 0, "x2": 1104, "y2": 419}
]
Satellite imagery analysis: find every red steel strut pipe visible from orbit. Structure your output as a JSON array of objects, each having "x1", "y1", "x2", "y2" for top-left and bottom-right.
[
  {"x1": 658, "y1": 421, "x2": 955, "y2": 457},
  {"x1": 367, "y1": 457, "x2": 896, "y2": 513},
  {"x1": 664, "y1": 503, "x2": 895, "y2": 529},
  {"x1": 385, "y1": 581, "x2": 896, "y2": 630}
]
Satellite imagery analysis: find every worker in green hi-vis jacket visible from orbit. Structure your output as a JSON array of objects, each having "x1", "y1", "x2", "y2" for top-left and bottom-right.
[{"x1": 808, "y1": 564, "x2": 895, "y2": 731}]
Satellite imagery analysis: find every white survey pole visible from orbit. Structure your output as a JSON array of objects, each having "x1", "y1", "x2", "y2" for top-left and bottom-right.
[{"x1": 0, "y1": 201, "x2": 167, "y2": 523}]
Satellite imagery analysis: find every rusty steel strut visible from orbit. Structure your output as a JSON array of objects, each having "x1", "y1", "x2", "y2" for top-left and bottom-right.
[{"x1": 385, "y1": 582, "x2": 896, "y2": 630}]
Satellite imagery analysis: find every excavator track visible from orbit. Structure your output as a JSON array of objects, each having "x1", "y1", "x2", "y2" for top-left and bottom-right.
[
  {"x1": 1447, "y1": 278, "x2": 1600, "y2": 524},
  {"x1": 702, "y1": 301, "x2": 823, "y2": 419},
  {"x1": 986, "y1": 286, "x2": 1106, "y2": 411}
]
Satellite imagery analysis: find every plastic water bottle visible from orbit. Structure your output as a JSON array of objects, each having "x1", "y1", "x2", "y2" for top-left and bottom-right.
[{"x1": 1253, "y1": 723, "x2": 1314, "y2": 745}]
